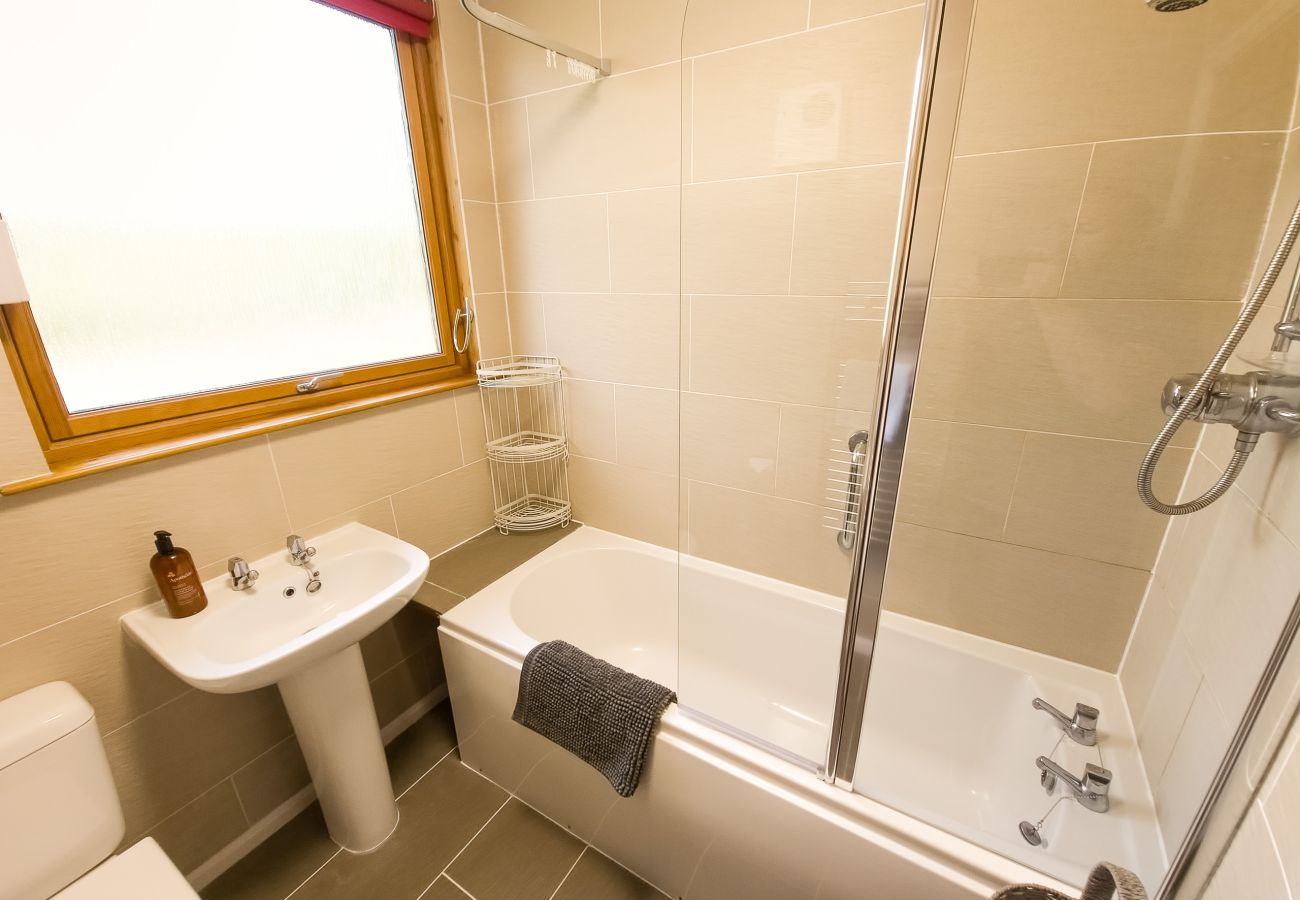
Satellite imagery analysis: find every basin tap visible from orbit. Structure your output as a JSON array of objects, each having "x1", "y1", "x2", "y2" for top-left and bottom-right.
[
  {"x1": 286, "y1": 534, "x2": 317, "y2": 566},
  {"x1": 1033, "y1": 698, "x2": 1099, "y2": 746},
  {"x1": 228, "y1": 557, "x2": 259, "y2": 591},
  {"x1": 1036, "y1": 757, "x2": 1112, "y2": 813}
]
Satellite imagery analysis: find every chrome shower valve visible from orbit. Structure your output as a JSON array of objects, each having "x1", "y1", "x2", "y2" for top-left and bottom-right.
[{"x1": 1161, "y1": 370, "x2": 1300, "y2": 436}]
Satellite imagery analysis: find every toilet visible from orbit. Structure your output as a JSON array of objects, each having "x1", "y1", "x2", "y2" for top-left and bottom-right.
[{"x1": 0, "y1": 682, "x2": 200, "y2": 900}]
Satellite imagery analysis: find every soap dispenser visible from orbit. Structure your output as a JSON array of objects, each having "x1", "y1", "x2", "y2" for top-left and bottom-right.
[{"x1": 150, "y1": 530, "x2": 208, "y2": 618}]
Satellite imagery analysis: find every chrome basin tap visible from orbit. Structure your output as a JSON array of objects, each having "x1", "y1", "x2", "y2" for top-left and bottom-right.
[
  {"x1": 228, "y1": 557, "x2": 259, "y2": 591},
  {"x1": 286, "y1": 534, "x2": 317, "y2": 566},
  {"x1": 1033, "y1": 698, "x2": 1099, "y2": 746},
  {"x1": 1036, "y1": 757, "x2": 1112, "y2": 813}
]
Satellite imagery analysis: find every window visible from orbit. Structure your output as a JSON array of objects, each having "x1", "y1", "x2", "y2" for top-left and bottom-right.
[{"x1": 0, "y1": 0, "x2": 468, "y2": 489}]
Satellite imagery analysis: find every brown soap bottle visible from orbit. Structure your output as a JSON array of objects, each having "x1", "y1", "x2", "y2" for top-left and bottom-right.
[{"x1": 150, "y1": 530, "x2": 208, "y2": 618}]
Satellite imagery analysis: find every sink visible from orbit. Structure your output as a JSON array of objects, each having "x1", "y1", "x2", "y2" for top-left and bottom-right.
[{"x1": 122, "y1": 522, "x2": 430, "y2": 853}]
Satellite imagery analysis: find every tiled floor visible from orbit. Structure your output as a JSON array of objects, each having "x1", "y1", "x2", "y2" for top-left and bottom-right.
[{"x1": 204, "y1": 700, "x2": 663, "y2": 900}]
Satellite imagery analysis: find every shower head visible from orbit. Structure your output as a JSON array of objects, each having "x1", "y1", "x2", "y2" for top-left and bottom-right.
[{"x1": 1146, "y1": 0, "x2": 1208, "y2": 10}]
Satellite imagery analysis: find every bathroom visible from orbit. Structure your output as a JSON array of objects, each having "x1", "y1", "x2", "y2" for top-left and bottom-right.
[{"x1": 1, "y1": 0, "x2": 1299, "y2": 897}]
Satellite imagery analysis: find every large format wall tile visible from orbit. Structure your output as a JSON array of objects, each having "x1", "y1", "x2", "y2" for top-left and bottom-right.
[
  {"x1": 434, "y1": 0, "x2": 485, "y2": 102},
  {"x1": 268, "y1": 393, "x2": 462, "y2": 527},
  {"x1": 564, "y1": 379, "x2": 617, "y2": 462},
  {"x1": 884, "y1": 523, "x2": 1150, "y2": 669},
  {"x1": 1202, "y1": 804, "x2": 1293, "y2": 900},
  {"x1": 0, "y1": 362, "x2": 48, "y2": 483},
  {"x1": 498, "y1": 196, "x2": 611, "y2": 293},
  {"x1": 790, "y1": 164, "x2": 902, "y2": 296},
  {"x1": 681, "y1": 392, "x2": 781, "y2": 493},
  {"x1": 481, "y1": 0, "x2": 600, "y2": 102},
  {"x1": 690, "y1": 295, "x2": 881, "y2": 409},
  {"x1": 601, "y1": 0, "x2": 689, "y2": 72},
  {"x1": 487, "y1": 100, "x2": 533, "y2": 203},
  {"x1": 912, "y1": 298, "x2": 1234, "y2": 444},
  {"x1": 0, "y1": 438, "x2": 288, "y2": 645},
  {"x1": 527, "y1": 65, "x2": 680, "y2": 197},
  {"x1": 810, "y1": 0, "x2": 921, "y2": 28},
  {"x1": 608, "y1": 188, "x2": 680, "y2": 295},
  {"x1": 544, "y1": 294, "x2": 678, "y2": 388},
  {"x1": 569, "y1": 457, "x2": 678, "y2": 548},
  {"x1": 1061, "y1": 134, "x2": 1284, "y2": 301},
  {"x1": 615, "y1": 385, "x2": 679, "y2": 476},
  {"x1": 681, "y1": 0, "x2": 807, "y2": 57},
  {"x1": 933, "y1": 145, "x2": 1092, "y2": 299},
  {"x1": 391, "y1": 461, "x2": 495, "y2": 559},
  {"x1": 681, "y1": 176, "x2": 797, "y2": 295},
  {"x1": 462, "y1": 200, "x2": 506, "y2": 294},
  {"x1": 956, "y1": 0, "x2": 1300, "y2": 155},
  {"x1": 691, "y1": 9, "x2": 923, "y2": 180},
  {"x1": 450, "y1": 98, "x2": 495, "y2": 203},
  {"x1": 774, "y1": 404, "x2": 872, "y2": 507}
]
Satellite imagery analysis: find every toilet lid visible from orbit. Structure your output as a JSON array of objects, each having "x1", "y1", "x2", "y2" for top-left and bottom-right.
[{"x1": 53, "y1": 838, "x2": 200, "y2": 899}]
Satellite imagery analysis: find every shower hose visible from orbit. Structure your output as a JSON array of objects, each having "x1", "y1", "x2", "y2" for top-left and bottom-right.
[{"x1": 1137, "y1": 197, "x2": 1300, "y2": 515}]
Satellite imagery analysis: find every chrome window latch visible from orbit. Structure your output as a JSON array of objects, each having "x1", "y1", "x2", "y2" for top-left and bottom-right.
[{"x1": 453, "y1": 297, "x2": 475, "y2": 354}]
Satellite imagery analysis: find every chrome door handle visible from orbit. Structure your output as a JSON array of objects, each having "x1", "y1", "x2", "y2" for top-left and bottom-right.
[
  {"x1": 837, "y1": 430, "x2": 871, "y2": 551},
  {"x1": 453, "y1": 298, "x2": 475, "y2": 354}
]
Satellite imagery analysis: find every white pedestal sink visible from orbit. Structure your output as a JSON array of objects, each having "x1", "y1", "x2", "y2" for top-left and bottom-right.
[{"x1": 122, "y1": 523, "x2": 431, "y2": 853}]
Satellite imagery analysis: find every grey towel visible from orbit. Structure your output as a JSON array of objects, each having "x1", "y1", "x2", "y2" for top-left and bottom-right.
[{"x1": 512, "y1": 640, "x2": 676, "y2": 797}]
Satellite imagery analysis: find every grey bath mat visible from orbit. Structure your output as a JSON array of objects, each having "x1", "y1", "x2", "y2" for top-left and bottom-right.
[{"x1": 512, "y1": 639, "x2": 676, "y2": 797}]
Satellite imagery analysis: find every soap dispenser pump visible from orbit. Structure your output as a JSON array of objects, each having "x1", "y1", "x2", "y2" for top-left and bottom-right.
[{"x1": 150, "y1": 530, "x2": 208, "y2": 618}]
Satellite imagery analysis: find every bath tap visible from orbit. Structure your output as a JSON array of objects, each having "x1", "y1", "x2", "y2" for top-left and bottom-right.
[
  {"x1": 1032, "y1": 698, "x2": 1099, "y2": 746},
  {"x1": 227, "y1": 557, "x2": 259, "y2": 591},
  {"x1": 1036, "y1": 757, "x2": 1111, "y2": 813}
]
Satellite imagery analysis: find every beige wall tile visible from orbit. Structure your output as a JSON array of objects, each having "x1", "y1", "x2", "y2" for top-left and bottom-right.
[
  {"x1": 0, "y1": 438, "x2": 288, "y2": 645},
  {"x1": 884, "y1": 523, "x2": 1150, "y2": 670},
  {"x1": 1155, "y1": 684, "x2": 1232, "y2": 851},
  {"x1": 1262, "y1": 729, "x2": 1300, "y2": 895},
  {"x1": 370, "y1": 654, "x2": 432, "y2": 728},
  {"x1": 681, "y1": 392, "x2": 781, "y2": 492},
  {"x1": 895, "y1": 419, "x2": 1025, "y2": 540},
  {"x1": 565, "y1": 379, "x2": 617, "y2": 461},
  {"x1": 934, "y1": 145, "x2": 1092, "y2": 298},
  {"x1": 681, "y1": 0, "x2": 807, "y2": 57},
  {"x1": 462, "y1": 200, "x2": 505, "y2": 294},
  {"x1": 1136, "y1": 634, "x2": 1201, "y2": 787},
  {"x1": 790, "y1": 164, "x2": 902, "y2": 296},
  {"x1": 601, "y1": 0, "x2": 689, "y2": 72},
  {"x1": 1119, "y1": 582, "x2": 1179, "y2": 729},
  {"x1": 296, "y1": 497, "x2": 399, "y2": 546},
  {"x1": 434, "y1": 0, "x2": 485, "y2": 102},
  {"x1": 810, "y1": 0, "x2": 920, "y2": 27},
  {"x1": 0, "y1": 363, "x2": 48, "y2": 484},
  {"x1": 609, "y1": 188, "x2": 680, "y2": 294},
  {"x1": 232, "y1": 737, "x2": 310, "y2": 825},
  {"x1": 1062, "y1": 134, "x2": 1284, "y2": 301},
  {"x1": 1203, "y1": 803, "x2": 1292, "y2": 900},
  {"x1": 487, "y1": 99, "x2": 533, "y2": 202},
  {"x1": 1003, "y1": 434, "x2": 1188, "y2": 570},
  {"x1": 454, "y1": 387, "x2": 488, "y2": 464},
  {"x1": 268, "y1": 394, "x2": 462, "y2": 527},
  {"x1": 691, "y1": 9, "x2": 923, "y2": 180},
  {"x1": 451, "y1": 98, "x2": 495, "y2": 203},
  {"x1": 148, "y1": 780, "x2": 248, "y2": 875},
  {"x1": 690, "y1": 295, "x2": 881, "y2": 409},
  {"x1": 1250, "y1": 124, "x2": 1300, "y2": 287},
  {"x1": 544, "y1": 294, "x2": 678, "y2": 388},
  {"x1": 616, "y1": 385, "x2": 679, "y2": 476},
  {"x1": 473, "y1": 292, "x2": 512, "y2": 359},
  {"x1": 569, "y1": 456, "x2": 678, "y2": 548},
  {"x1": 682, "y1": 176, "x2": 796, "y2": 295},
  {"x1": 527, "y1": 65, "x2": 681, "y2": 197},
  {"x1": 0, "y1": 589, "x2": 189, "y2": 735},
  {"x1": 499, "y1": 196, "x2": 611, "y2": 293},
  {"x1": 774, "y1": 404, "x2": 871, "y2": 506},
  {"x1": 391, "y1": 461, "x2": 494, "y2": 558},
  {"x1": 912, "y1": 298, "x2": 1234, "y2": 444},
  {"x1": 107, "y1": 687, "x2": 292, "y2": 838},
  {"x1": 688, "y1": 480, "x2": 851, "y2": 596},
  {"x1": 506, "y1": 293, "x2": 548, "y2": 354},
  {"x1": 956, "y1": 0, "x2": 1300, "y2": 155},
  {"x1": 481, "y1": 0, "x2": 601, "y2": 102}
]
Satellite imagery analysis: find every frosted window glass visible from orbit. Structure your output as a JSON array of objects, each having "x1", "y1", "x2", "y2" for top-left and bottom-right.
[{"x1": 0, "y1": 0, "x2": 441, "y2": 413}]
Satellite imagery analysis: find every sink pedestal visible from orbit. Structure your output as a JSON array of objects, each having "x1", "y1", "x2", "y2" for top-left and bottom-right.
[{"x1": 278, "y1": 643, "x2": 398, "y2": 852}]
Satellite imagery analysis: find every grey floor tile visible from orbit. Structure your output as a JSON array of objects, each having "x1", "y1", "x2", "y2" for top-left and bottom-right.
[
  {"x1": 201, "y1": 805, "x2": 336, "y2": 900},
  {"x1": 388, "y1": 701, "x2": 457, "y2": 796},
  {"x1": 412, "y1": 581, "x2": 465, "y2": 616},
  {"x1": 293, "y1": 760, "x2": 507, "y2": 900},
  {"x1": 448, "y1": 799, "x2": 584, "y2": 900},
  {"x1": 421, "y1": 876, "x2": 474, "y2": 900},
  {"x1": 425, "y1": 525, "x2": 579, "y2": 601},
  {"x1": 553, "y1": 850, "x2": 664, "y2": 900}
]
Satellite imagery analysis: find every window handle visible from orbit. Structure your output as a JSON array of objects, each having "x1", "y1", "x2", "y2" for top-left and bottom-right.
[
  {"x1": 296, "y1": 372, "x2": 341, "y2": 394},
  {"x1": 453, "y1": 298, "x2": 475, "y2": 354}
]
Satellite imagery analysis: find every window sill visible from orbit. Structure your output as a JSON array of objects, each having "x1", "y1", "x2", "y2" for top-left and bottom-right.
[{"x1": 0, "y1": 371, "x2": 477, "y2": 495}]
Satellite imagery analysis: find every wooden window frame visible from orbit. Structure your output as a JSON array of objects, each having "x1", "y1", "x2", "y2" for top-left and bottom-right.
[{"x1": 0, "y1": 31, "x2": 474, "y2": 494}]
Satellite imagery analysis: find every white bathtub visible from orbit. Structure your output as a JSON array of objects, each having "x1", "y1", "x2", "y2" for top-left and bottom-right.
[{"x1": 438, "y1": 527, "x2": 1164, "y2": 898}]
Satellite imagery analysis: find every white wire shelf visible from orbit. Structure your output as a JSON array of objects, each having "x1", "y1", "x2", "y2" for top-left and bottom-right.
[
  {"x1": 477, "y1": 355, "x2": 562, "y2": 388},
  {"x1": 486, "y1": 430, "x2": 568, "y2": 463},
  {"x1": 494, "y1": 494, "x2": 572, "y2": 532}
]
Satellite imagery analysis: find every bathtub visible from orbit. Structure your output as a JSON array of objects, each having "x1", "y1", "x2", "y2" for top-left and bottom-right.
[{"x1": 438, "y1": 527, "x2": 1164, "y2": 899}]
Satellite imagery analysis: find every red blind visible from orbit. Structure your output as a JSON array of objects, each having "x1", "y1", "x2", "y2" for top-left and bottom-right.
[{"x1": 313, "y1": 0, "x2": 434, "y2": 37}]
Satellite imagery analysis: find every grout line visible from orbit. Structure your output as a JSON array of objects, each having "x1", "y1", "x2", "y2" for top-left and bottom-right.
[
  {"x1": 389, "y1": 495, "x2": 401, "y2": 539},
  {"x1": 997, "y1": 431, "x2": 1031, "y2": 538},
  {"x1": 785, "y1": 173, "x2": 800, "y2": 294},
  {"x1": 523, "y1": 97, "x2": 538, "y2": 200},
  {"x1": 545, "y1": 846, "x2": 587, "y2": 900},
  {"x1": 805, "y1": 0, "x2": 813, "y2": 30},
  {"x1": 603, "y1": 194, "x2": 616, "y2": 291},
  {"x1": 432, "y1": 797, "x2": 512, "y2": 885},
  {"x1": 284, "y1": 847, "x2": 344, "y2": 900},
  {"x1": 1054, "y1": 142, "x2": 1096, "y2": 299},
  {"x1": 264, "y1": 433, "x2": 294, "y2": 530},
  {"x1": 952, "y1": 128, "x2": 1289, "y2": 161},
  {"x1": 397, "y1": 744, "x2": 461, "y2": 801},
  {"x1": 440, "y1": 873, "x2": 478, "y2": 899},
  {"x1": 228, "y1": 774, "x2": 253, "y2": 827},
  {"x1": 450, "y1": 387, "x2": 469, "y2": 469}
]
